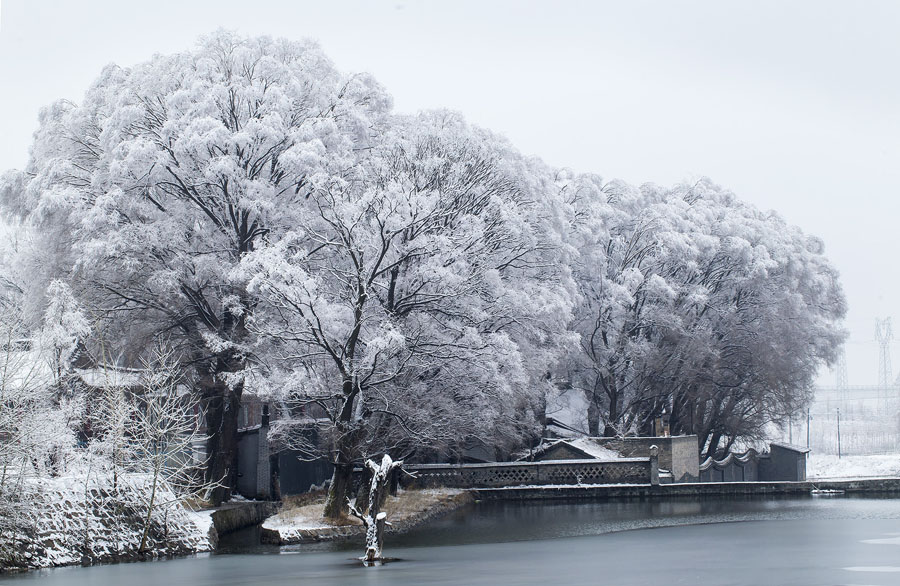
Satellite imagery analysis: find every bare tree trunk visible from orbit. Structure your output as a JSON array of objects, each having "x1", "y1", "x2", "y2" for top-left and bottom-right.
[
  {"x1": 199, "y1": 305, "x2": 249, "y2": 506},
  {"x1": 139, "y1": 471, "x2": 159, "y2": 554},
  {"x1": 324, "y1": 384, "x2": 358, "y2": 519},
  {"x1": 604, "y1": 384, "x2": 620, "y2": 437},
  {"x1": 373, "y1": 513, "x2": 387, "y2": 558},
  {"x1": 323, "y1": 461, "x2": 354, "y2": 519},
  {"x1": 204, "y1": 387, "x2": 241, "y2": 505},
  {"x1": 669, "y1": 391, "x2": 684, "y2": 434},
  {"x1": 354, "y1": 465, "x2": 374, "y2": 514},
  {"x1": 349, "y1": 455, "x2": 403, "y2": 564},
  {"x1": 587, "y1": 394, "x2": 601, "y2": 437},
  {"x1": 706, "y1": 430, "x2": 723, "y2": 459}
]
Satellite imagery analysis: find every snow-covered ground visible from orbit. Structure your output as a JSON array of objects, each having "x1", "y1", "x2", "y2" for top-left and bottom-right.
[
  {"x1": 263, "y1": 502, "x2": 344, "y2": 532},
  {"x1": 807, "y1": 453, "x2": 900, "y2": 479},
  {"x1": 186, "y1": 509, "x2": 216, "y2": 546},
  {"x1": 1, "y1": 476, "x2": 213, "y2": 569},
  {"x1": 262, "y1": 488, "x2": 464, "y2": 542}
]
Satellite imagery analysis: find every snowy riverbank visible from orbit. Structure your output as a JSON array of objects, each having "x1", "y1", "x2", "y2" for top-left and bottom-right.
[
  {"x1": 807, "y1": 453, "x2": 900, "y2": 479},
  {"x1": 260, "y1": 488, "x2": 471, "y2": 545},
  {"x1": 0, "y1": 477, "x2": 215, "y2": 571}
]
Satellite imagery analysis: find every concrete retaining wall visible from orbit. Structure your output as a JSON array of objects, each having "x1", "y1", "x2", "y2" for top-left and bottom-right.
[
  {"x1": 0, "y1": 480, "x2": 212, "y2": 571},
  {"x1": 470, "y1": 477, "x2": 900, "y2": 500},
  {"x1": 211, "y1": 501, "x2": 280, "y2": 535}
]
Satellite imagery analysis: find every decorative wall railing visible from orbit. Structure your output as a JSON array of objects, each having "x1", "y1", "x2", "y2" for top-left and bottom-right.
[
  {"x1": 699, "y1": 449, "x2": 760, "y2": 482},
  {"x1": 403, "y1": 458, "x2": 653, "y2": 489}
]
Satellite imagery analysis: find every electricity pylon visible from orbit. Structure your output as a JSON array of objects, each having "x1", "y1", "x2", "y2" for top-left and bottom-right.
[
  {"x1": 875, "y1": 317, "x2": 893, "y2": 388},
  {"x1": 834, "y1": 348, "x2": 848, "y2": 401}
]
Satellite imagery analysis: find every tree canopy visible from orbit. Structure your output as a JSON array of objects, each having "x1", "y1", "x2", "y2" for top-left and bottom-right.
[
  {"x1": 561, "y1": 175, "x2": 846, "y2": 453},
  {"x1": 0, "y1": 31, "x2": 846, "y2": 514}
]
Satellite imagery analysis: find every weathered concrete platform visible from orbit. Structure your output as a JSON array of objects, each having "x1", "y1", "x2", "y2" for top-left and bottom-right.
[
  {"x1": 211, "y1": 501, "x2": 280, "y2": 535},
  {"x1": 470, "y1": 477, "x2": 900, "y2": 500},
  {"x1": 260, "y1": 491, "x2": 473, "y2": 545}
]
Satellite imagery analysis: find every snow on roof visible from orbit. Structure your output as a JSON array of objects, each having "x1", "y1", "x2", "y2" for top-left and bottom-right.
[
  {"x1": 523, "y1": 437, "x2": 625, "y2": 461},
  {"x1": 2, "y1": 348, "x2": 54, "y2": 392},
  {"x1": 2, "y1": 343, "x2": 148, "y2": 391},
  {"x1": 769, "y1": 442, "x2": 811, "y2": 454},
  {"x1": 75, "y1": 366, "x2": 143, "y2": 388},
  {"x1": 565, "y1": 438, "x2": 624, "y2": 460}
]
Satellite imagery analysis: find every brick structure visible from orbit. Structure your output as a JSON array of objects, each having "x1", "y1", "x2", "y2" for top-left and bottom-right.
[
  {"x1": 699, "y1": 443, "x2": 810, "y2": 483},
  {"x1": 236, "y1": 405, "x2": 273, "y2": 500},
  {"x1": 589, "y1": 436, "x2": 699, "y2": 482},
  {"x1": 758, "y1": 443, "x2": 810, "y2": 481},
  {"x1": 528, "y1": 435, "x2": 700, "y2": 483}
]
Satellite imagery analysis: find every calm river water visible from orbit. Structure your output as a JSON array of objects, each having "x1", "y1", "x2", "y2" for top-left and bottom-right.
[{"x1": 5, "y1": 495, "x2": 900, "y2": 585}]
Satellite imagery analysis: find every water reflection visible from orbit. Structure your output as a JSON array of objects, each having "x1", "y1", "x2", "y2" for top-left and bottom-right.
[{"x1": 386, "y1": 493, "x2": 900, "y2": 548}]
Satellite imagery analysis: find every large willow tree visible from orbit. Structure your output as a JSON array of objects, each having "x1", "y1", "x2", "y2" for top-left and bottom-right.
[{"x1": 0, "y1": 32, "x2": 392, "y2": 503}]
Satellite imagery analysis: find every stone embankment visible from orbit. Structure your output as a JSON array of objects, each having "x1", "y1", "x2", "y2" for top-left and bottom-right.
[
  {"x1": 0, "y1": 480, "x2": 213, "y2": 571},
  {"x1": 211, "y1": 500, "x2": 280, "y2": 537},
  {"x1": 0, "y1": 479, "x2": 283, "y2": 573},
  {"x1": 469, "y1": 477, "x2": 900, "y2": 500}
]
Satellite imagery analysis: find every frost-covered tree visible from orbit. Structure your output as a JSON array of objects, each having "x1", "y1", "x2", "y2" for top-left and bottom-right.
[
  {"x1": 0, "y1": 328, "x2": 214, "y2": 564},
  {"x1": 0, "y1": 31, "x2": 391, "y2": 503},
  {"x1": 0, "y1": 305, "x2": 83, "y2": 564},
  {"x1": 563, "y1": 176, "x2": 846, "y2": 453},
  {"x1": 0, "y1": 221, "x2": 25, "y2": 315},
  {"x1": 0, "y1": 28, "x2": 848, "y2": 507},
  {"x1": 243, "y1": 112, "x2": 575, "y2": 517},
  {"x1": 123, "y1": 344, "x2": 216, "y2": 554},
  {"x1": 41, "y1": 280, "x2": 91, "y2": 391}
]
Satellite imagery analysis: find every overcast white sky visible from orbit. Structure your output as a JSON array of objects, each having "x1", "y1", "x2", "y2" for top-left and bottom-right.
[{"x1": 1, "y1": 0, "x2": 898, "y2": 385}]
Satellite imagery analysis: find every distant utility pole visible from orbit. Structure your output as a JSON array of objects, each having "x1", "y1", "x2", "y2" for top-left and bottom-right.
[
  {"x1": 876, "y1": 317, "x2": 893, "y2": 388},
  {"x1": 837, "y1": 407, "x2": 841, "y2": 459},
  {"x1": 806, "y1": 408, "x2": 810, "y2": 450}
]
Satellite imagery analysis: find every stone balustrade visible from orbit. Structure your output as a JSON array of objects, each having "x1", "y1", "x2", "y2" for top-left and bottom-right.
[{"x1": 403, "y1": 457, "x2": 653, "y2": 489}]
